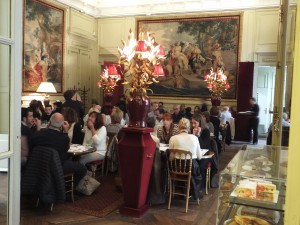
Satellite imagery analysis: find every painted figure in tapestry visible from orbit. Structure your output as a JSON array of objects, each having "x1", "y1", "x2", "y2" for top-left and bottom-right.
[{"x1": 23, "y1": 0, "x2": 63, "y2": 92}]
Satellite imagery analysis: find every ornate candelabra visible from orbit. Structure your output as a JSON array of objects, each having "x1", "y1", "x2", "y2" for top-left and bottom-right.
[
  {"x1": 204, "y1": 68, "x2": 230, "y2": 106},
  {"x1": 117, "y1": 29, "x2": 165, "y2": 127}
]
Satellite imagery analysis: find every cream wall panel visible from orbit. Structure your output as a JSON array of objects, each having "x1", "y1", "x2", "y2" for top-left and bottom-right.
[
  {"x1": 80, "y1": 50, "x2": 91, "y2": 90},
  {"x1": 69, "y1": 9, "x2": 96, "y2": 40},
  {"x1": 255, "y1": 9, "x2": 279, "y2": 53},
  {"x1": 240, "y1": 11, "x2": 256, "y2": 61},
  {"x1": 66, "y1": 47, "x2": 81, "y2": 89},
  {"x1": 98, "y1": 17, "x2": 135, "y2": 56}
]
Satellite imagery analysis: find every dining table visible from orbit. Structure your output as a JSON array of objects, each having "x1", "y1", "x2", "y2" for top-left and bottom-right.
[{"x1": 67, "y1": 144, "x2": 96, "y2": 160}]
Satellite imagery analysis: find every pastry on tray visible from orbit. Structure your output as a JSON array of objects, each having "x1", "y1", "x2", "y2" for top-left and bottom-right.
[
  {"x1": 221, "y1": 181, "x2": 234, "y2": 191},
  {"x1": 234, "y1": 215, "x2": 272, "y2": 225},
  {"x1": 237, "y1": 206, "x2": 280, "y2": 224}
]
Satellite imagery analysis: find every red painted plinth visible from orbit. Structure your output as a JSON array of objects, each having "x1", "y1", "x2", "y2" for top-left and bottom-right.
[{"x1": 118, "y1": 127, "x2": 156, "y2": 217}]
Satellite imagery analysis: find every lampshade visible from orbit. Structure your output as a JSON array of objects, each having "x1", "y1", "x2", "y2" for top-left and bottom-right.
[
  {"x1": 107, "y1": 65, "x2": 121, "y2": 79},
  {"x1": 36, "y1": 82, "x2": 57, "y2": 93},
  {"x1": 153, "y1": 64, "x2": 165, "y2": 77}
]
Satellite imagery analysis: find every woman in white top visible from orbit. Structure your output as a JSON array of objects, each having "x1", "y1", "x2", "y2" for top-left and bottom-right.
[
  {"x1": 79, "y1": 111, "x2": 107, "y2": 165},
  {"x1": 169, "y1": 118, "x2": 203, "y2": 200}
]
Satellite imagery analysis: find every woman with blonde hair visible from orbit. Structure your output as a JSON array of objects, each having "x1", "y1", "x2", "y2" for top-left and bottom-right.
[{"x1": 169, "y1": 118, "x2": 203, "y2": 200}]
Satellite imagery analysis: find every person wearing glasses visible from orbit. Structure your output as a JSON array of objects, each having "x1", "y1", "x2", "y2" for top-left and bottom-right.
[{"x1": 172, "y1": 104, "x2": 185, "y2": 124}]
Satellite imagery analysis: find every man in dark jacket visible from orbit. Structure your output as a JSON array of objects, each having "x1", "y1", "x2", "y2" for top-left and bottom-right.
[
  {"x1": 172, "y1": 104, "x2": 185, "y2": 124},
  {"x1": 61, "y1": 90, "x2": 84, "y2": 122},
  {"x1": 30, "y1": 113, "x2": 86, "y2": 186},
  {"x1": 248, "y1": 97, "x2": 260, "y2": 145}
]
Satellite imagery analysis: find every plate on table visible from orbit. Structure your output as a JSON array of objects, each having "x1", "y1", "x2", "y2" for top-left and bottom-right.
[{"x1": 68, "y1": 145, "x2": 87, "y2": 152}]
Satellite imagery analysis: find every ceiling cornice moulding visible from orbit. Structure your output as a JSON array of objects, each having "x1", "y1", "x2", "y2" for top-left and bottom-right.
[{"x1": 55, "y1": 0, "x2": 297, "y2": 18}]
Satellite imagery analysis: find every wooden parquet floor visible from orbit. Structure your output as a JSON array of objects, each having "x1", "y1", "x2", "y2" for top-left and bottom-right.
[{"x1": 21, "y1": 141, "x2": 246, "y2": 225}]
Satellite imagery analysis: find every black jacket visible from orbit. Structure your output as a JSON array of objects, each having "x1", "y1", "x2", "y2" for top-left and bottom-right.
[
  {"x1": 22, "y1": 146, "x2": 66, "y2": 204},
  {"x1": 30, "y1": 129, "x2": 70, "y2": 163}
]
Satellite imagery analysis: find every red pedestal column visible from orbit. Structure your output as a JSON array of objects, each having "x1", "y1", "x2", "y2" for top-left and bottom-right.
[{"x1": 118, "y1": 127, "x2": 156, "y2": 217}]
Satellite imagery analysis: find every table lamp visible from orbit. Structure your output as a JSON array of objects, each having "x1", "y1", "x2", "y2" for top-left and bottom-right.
[{"x1": 36, "y1": 82, "x2": 57, "y2": 106}]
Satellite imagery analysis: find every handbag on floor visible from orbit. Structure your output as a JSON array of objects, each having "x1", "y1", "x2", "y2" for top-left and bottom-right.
[{"x1": 76, "y1": 172, "x2": 100, "y2": 196}]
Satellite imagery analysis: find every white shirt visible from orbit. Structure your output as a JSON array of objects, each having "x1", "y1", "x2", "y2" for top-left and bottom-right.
[
  {"x1": 220, "y1": 111, "x2": 232, "y2": 124},
  {"x1": 169, "y1": 132, "x2": 202, "y2": 160},
  {"x1": 83, "y1": 126, "x2": 107, "y2": 156},
  {"x1": 68, "y1": 122, "x2": 75, "y2": 143}
]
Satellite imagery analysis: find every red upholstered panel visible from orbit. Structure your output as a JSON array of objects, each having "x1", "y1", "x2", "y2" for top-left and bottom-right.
[
  {"x1": 235, "y1": 62, "x2": 254, "y2": 142},
  {"x1": 237, "y1": 62, "x2": 254, "y2": 112}
]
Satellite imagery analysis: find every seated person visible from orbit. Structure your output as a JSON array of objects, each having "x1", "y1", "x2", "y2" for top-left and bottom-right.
[
  {"x1": 79, "y1": 111, "x2": 107, "y2": 165},
  {"x1": 31, "y1": 111, "x2": 42, "y2": 132},
  {"x1": 202, "y1": 111, "x2": 214, "y2": 134},
  {"x1": 41, "y1": 104, "x2": 53, "y2": 122},
  {"x1": 157, "y1": 112, "x2": 179, "y2": 144},
  {"x1": 266, "y1": 112, "x2": 290, "y2": 146},
  {"x1": 30, "y1": 113, "x2": 87, "y2": 186},
  {"x1": 147, "y1": 117, "x2": 160, "y2": 148},
  {"x1": 52, "y1": 101, "x2": 62, "y2": 114},
  {"x1": 106, "y1": 106, "x2": 124, "y2": 135},
  {"x1": 21, "y1": 107, "x2": 35, "y2": 167},
  {"x1": 220, "y1": 106, "x2": 232, "y2": 125},
  {"x1": 101, "y1": 105, "x2": 112, "y2": 126},
  {"x1": 169, "y1": 118, "x2": 203, "y2": 200},
  {"x1": 192, "y1": 114, "x2": 219, "y2": 188},
  {"x1": 209, "y1": 106, "x2": 222, "y2": 153},
  {"x1": 61, "y1": 107, "x2": 84, "y2": 144}
]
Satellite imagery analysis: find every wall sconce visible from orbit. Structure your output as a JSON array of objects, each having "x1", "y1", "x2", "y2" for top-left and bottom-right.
[{"x1": 36, "y1": 82, "x2": 57, "y2": 106}]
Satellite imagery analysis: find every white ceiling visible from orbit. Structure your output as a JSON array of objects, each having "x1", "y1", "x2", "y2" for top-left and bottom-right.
[{"x1": 55, "y1": 0, "x2": 297, "y2": 18}]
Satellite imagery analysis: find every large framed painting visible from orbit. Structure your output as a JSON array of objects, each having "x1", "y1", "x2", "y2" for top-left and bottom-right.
[
  {"x1": 137, "y1": 14, "x2": 241, "y2": 98},
  {"x1": 23, "y1": 0, "x2": 64, "y2": 93}
]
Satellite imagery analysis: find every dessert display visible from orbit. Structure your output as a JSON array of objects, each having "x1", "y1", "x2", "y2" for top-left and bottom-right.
[
  {"x1": 218, "y1": 146, "x2": 287, "y2": 225},
  {"x1": 235, "y1": 179, "x2": 277, "y2": 202}
]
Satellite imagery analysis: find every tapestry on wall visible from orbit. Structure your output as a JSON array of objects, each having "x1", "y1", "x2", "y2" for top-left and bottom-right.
[
  {"x1": 23, "y1": 0, "x2": 64, "y2": 93},
  {"x1": 137, "y1": 14, "x2": 241, "y2": 98}
]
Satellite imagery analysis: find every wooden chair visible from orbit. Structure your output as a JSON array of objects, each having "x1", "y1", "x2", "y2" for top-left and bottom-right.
[
  {"x1": 86, "y1": 136, "x2": 109, "y2": 178},
  {"x1": 205, "y1": 162, "x2": 211, "y2": 195},
  {"x1": 167, "y1": 149, "x2": 198, "y2": 213},
  {"x1": 36, "y1": 172, "x2": 75, "y2": 211},
  {"x1": 220, "y1": 124, "x2": 227, "y2": 152},
  {"x1": 64, "y1": 172, "x2": 75, "y2": 203}
]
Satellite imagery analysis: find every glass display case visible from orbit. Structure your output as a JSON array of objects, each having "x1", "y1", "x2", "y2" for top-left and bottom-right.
[{"x1": 217, "y1": 145, "x2": 288, "y2": 225}]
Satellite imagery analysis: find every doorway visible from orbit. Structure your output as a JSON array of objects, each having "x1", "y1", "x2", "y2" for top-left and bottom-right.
[{"x1": 255, "y1": 66, "x2": 276, "y2": 134}]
